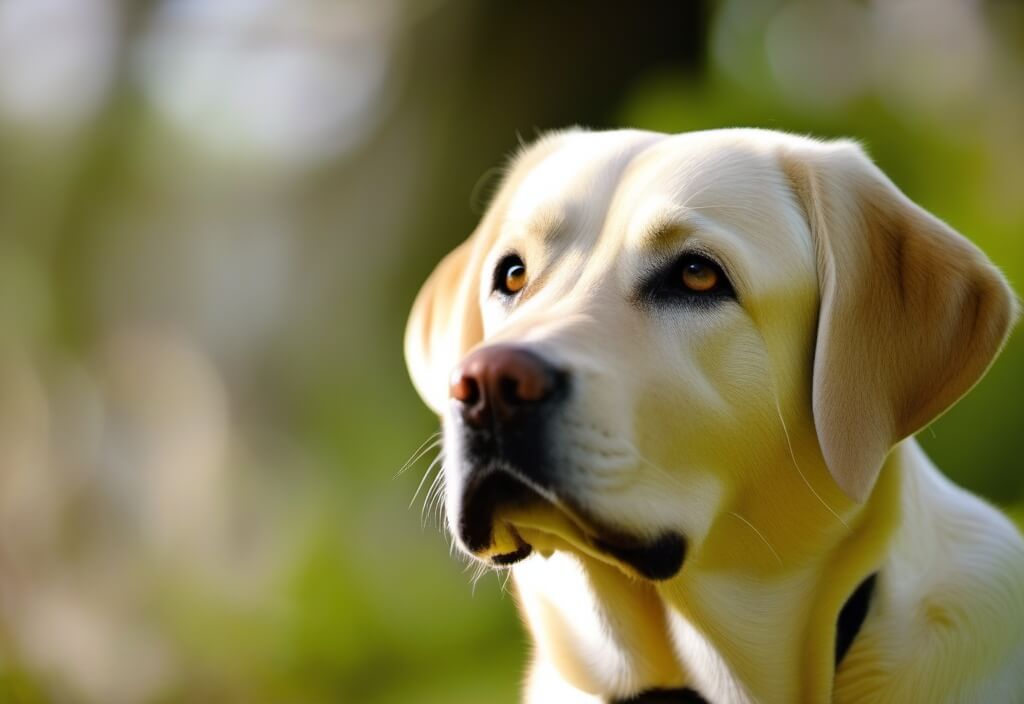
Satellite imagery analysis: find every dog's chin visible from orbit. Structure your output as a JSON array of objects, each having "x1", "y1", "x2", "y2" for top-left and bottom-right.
[{"x1": 456, "y1": 467, "x2": 686, "y2": 581}]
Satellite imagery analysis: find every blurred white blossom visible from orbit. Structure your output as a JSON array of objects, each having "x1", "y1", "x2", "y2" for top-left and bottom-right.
[
  {"x1": 0, "y1": 0, "x2": 118, "y2": 132},
  {"x1": 137, "y1": 0, "x2": 399, "y2": 167}
]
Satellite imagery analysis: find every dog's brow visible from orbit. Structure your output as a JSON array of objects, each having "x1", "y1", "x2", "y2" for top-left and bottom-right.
[
  {"x1": 639, "y1": 214, "x2": 698, "y2": 251},
  {"x1": 521, "y1": 205, "x2": 572, "y2": 245}
]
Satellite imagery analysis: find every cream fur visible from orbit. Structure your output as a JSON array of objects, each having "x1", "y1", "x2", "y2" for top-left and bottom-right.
[{"x1": 404, "y1": 128, "x2": 1023, "y2": 703}]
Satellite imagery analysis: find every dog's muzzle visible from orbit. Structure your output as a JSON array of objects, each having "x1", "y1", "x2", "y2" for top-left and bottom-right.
[
  {"x1": 447, "y1": 344, "x2": 686, "y2": 580},
  {"x1": 449, "y1": 343, "x2": 568, "y2": 487}
]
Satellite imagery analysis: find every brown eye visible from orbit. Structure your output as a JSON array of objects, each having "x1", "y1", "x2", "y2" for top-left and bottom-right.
[
  {"x1": 495, "y1": 254, "x2": 527, "y2": 296},
  {"x1": 681, "y1": 259, "x2": 719, "y2": 292},
  {"x1": 644, "y1": 252, "x2": 734, "y2": 305}
]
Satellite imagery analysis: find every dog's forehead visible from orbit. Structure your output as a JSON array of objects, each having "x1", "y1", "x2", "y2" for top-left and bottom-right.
[
  {"x1": 501, "y1": 130, "x2": 807, "y2": 260},
  {"x1": 502, "y1": 130, "x2": 662, "y2": 240}
]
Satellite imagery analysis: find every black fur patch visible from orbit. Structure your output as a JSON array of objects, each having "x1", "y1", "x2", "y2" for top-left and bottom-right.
[
  {"x1": 612, "y1": 687, "x2": 708, "y2": 703},
  {"x1": 835, "y1": 573, "x2": 877, "y2": 666}
]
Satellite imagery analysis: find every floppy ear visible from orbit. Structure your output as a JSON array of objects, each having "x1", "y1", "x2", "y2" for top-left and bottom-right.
[
  {"x1": 404, "y1": 232, "x2": 489, "y2": 414},
  {"x1": 783, "y1": 141, "x2": 1018, "y2": 502}
]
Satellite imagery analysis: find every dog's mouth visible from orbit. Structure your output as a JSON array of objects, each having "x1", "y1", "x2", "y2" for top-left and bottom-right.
[{"x1": 457, "y1": 468, "x2": 686, "y2": 581}]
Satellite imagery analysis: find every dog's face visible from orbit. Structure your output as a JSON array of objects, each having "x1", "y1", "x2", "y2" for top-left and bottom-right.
[{"x1": 406, "y1": 128, "x2": 1015, "y2": 582}]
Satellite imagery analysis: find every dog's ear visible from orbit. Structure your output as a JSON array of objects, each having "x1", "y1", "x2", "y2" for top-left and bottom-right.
[
  {"x1": 405, "y1": 231, "x2": 491, "y2": 414},
  {"x1": 782, "y1": 140, "x2": 1018, "y2": 502}
]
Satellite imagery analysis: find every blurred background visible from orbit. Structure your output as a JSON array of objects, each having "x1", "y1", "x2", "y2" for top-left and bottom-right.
[{"x1": 0, "y1": 0, "x2": 1021, "y2": 702}]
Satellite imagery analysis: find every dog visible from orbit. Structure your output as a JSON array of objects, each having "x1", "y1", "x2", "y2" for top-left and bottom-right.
[{"x1": 404, "y1": 128, "x2": 1024, "y2": 703}]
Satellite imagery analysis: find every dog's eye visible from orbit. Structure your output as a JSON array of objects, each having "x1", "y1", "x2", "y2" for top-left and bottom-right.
[
  {"x1": 494, "y1": 254, "x2": 527, "y2": 296},
  {"x1": 647, "y1": 253, "x2": 735, "y2": 304}
]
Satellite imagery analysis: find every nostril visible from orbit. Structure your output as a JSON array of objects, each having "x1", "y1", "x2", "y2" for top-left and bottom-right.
[
  {"x1": 498, "y1": 376, "x2": 521, "y2": 405},
  {"x1": 450, "y1": 372, "x2": 480, "y2": 405},
  {"x1": 513, "y1": 368, "x2": 550, "y2": 403},
  {"x1": 500, "y1": 372, "x2": 547, "y2": 404}
]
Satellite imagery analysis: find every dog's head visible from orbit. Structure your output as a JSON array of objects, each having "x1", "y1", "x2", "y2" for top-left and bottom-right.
[{"x1": 405, "y1": 128, "x2": 1016, "y2": 581}]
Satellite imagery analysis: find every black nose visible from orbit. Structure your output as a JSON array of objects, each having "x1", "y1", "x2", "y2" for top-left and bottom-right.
[{"x1": 449, "y1": 345, "x2": 566, "y2": 427}]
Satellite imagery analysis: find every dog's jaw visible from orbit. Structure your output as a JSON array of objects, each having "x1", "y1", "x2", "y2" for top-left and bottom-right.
[{"x1": 452, "y1": 463, "x2": 688, "y2": 581}]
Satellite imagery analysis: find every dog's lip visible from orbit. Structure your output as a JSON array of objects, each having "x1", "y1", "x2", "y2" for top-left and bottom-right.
[
  {"x1": 490, "y1": 542, "x2": 532, "y2": 565},
  {"x1": 510, "y1": 505, "x2": 687, "y2": 581},
  {"x1": 460, "y1": 468, "x2": 686, "y2": 580}
]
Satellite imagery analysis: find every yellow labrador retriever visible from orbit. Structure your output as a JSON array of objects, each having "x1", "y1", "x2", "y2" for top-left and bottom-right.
[{"x1": 404, "y1": 129, "x2": 1024, "y2": 703}]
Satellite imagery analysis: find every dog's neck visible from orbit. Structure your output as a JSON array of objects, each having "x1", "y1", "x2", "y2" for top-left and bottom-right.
[
  {"x1": 515, "y1": 442, "x2": 908, "y2": 704},
  {"x1": 656, "y1": 440, "x2": 902, "y2": 703},
  {"x1": 660, "y1": 461, "x2": 898, "y2": 703}
]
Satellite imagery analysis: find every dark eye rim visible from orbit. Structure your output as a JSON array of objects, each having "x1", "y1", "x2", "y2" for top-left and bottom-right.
[
  {"x1": 640, "y1": 250, "x2": 737, "y2": 307},
  {"x1": 492, "y1": 252, "x2": 527, "y2": 297}
]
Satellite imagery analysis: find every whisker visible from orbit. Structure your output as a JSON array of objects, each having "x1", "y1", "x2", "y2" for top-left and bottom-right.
[
  {"x1": 727, "y1": 511, "x2": 783, "y2": 566},
  {"x1": 421, "y1": 477, "x2": 440, "y2": 527},
  {"x1": 409, "y1": 452, "x2": 445, "y2": 509},
  {"x1": 432, "y1": 502, "x2": 445, "y2": 532},
  {"x1": 394, "y1": 432, "x2": 442, "y2": 478},
  {"x1": 470, "y1": 561, "x2": 490, "y2": 594},
  {"x1": 773, "y1": 398, "x2": 848, "y2": 529},
  {"x1": 435, "y1": 479, "x2": 449, "y2": 529},
  {"x1": 422, "y1": 470, "x2": 447, "y2": 528},
  {"x1": 445, "y1": 488, "x2": 460, "y2": 557},
  {"x1": 500, "y1": 568, "x2": 514, "y2": 597}
]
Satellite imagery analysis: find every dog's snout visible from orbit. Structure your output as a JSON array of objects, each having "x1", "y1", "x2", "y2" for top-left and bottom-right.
[{"x1": 450, "y1": 345, "x2": 565, "y2": 427}]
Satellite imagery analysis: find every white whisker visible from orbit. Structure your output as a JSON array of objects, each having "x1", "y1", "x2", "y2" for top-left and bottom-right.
[
  {"x1": 773, "y1": 398, "x2": 848, "y2": 528},
  {"x1": 426, "y1": 476, "x2": 447, "y2": 529},
  {"x1": 421, "y1": 469, "x2": 446, "y2": 528},
  {"x1": 470, "y1": 561, "x2": 490, "y2": 594},
  {"x1": 500, "y1": 568, "x2": 514, "y2": 597},
  {"x1": 409, "y1": 452, "x2": 445, "y2": 509},
  {"x1": 727, "y1": 511, "x2": 783, "y2": 566},
  {"x1": 394, "y1": 433, "x2": 442, "y2": 479}
]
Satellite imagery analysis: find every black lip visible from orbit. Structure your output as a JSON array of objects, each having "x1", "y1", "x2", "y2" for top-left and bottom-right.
[
  {"x1": 458, "y1": 469, "x2": 545, "y2": 553},
  {"x1": 592, "y1": 532, "x2": 687, "y2": 581},
  {"x1": 491, "y1": 544, "x2": 533, "y2": 565},
  {"x1": 457, "y1": 467, "x2": 686, "y2": 580}
]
